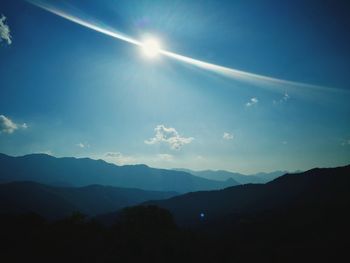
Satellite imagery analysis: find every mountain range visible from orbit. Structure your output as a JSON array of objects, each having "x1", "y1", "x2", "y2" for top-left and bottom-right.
[
  {"x1": 174, "y1": 168, "x2": 287, "y2": 184},
  {"x1": 1, "y1": 158, "x2": 348, "y2": 262},
  {"x1": 2, "y1": 152, "x2": 348, "y2": 233},
  {"x1": 0, "y1": 153, "x2": 239, "y2": 193}
]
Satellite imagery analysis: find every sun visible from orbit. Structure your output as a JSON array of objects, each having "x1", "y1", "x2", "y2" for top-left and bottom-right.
[{"x1": 141, "y1": 37, "x2": 161, "y2": 58}]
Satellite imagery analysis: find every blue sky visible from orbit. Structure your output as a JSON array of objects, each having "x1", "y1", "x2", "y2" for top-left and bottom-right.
[{"x1": 0, "y1": 0, "x2": 350, "y2": 173}]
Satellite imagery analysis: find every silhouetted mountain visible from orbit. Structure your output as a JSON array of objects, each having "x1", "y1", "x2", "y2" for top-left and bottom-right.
[
  {"x1": 88, "y1": 164, "x2": 350, "y2": 262},
  {"x1": 174, "y1": 168, "x2": 286, "y2": 184},
  {"x1": 0, "y1": 153, "x2": 239, "y2": 193},
  {"x1": 0, "y1": 181, "x2": 177, "y2": 219},
  {"x1": 2, "y1": 165, "x2": 349, "y2": 263},
  {"x1": 145, "y1": 165, "x2": 350, "y2": 226}
]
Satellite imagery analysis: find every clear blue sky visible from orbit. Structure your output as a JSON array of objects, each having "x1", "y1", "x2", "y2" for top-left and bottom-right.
[{"x1": 1, "y1": 0, "x2": 349, "y2": 173}]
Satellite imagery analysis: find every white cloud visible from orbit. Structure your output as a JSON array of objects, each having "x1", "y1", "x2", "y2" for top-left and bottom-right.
[
  {"x1": 282, "y1": 92, "x2": 290, "y2": 101},
  {"x1": 104, "y1": 152, "x2": 136, "y2": 165},
  {"x1": 0, "y1": 15, "x2": 12, "y2": 45},
  {"x1": 0, "y1": 115, "x2": 17, "y2": 133},
  {"x1": 246, "y1": 97, "x2": 258, "y2": 107},
  {"x1": 145, "y1": 124, "x2": 194, "y2": 150},
  {"x1": 0, "y1": 115, "x2": 27, "y2": 134},
  {"x1": 273, "y1": 92, "x2": 290, "y2": 104},
  {"x1": 76, "y1": 142, "x2": 90, "y2": 148},
  {"x1": 223, "y1": 132, "x2": 234, "y2": 140}
]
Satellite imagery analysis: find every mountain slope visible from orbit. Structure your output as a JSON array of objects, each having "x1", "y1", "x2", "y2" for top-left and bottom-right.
[
  {"x1": 174, "y1": 168, "x2": 286, "y2": 184},
  {"x1": 0, "y1": 153, "x2": 238, "y2": 193},
  {"x1": 0, "y1": 181, "x2": 177, "y2": 219},
  {"x1": 145, "y1": 165, "x2": 350, "y2": 226}
]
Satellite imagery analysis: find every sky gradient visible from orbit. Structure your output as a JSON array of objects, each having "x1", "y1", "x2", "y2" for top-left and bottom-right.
[{"x1": 1, "y1": 0, "x2": 350, "y2": 173}]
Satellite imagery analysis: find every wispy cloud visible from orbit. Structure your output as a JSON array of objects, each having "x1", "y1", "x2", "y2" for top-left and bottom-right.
[
  {"x1": 145, "y1": 125, "x2": 194, "y2": 150},
  {"x1": 196, "y1": 155, "x2": 204, "y2": 160},
  {"x1": 157, "y1": 153, "x2": 174, "y2": 161},
  {"x1": 76, "y1": 142, "x2": 90, "y2": 148},
  {"x1": 0, "y1": 15, "x2": 12, "y2": 45},
  {"x1": 246, "y1": 97, "x2": 258, "y2": 107},
  {"x1": 223, "y1": 132, "x2": 234, "y2": 140},
  {"x1": 104, "y1": 152, "x2": 135, "y2": 165},
  {"x1": 105, "y1": 152, "x2": 123, "y2": 158},
  {"x1": 273, "y1": 92, "x2": 290, "y2": 104},
  {"x1": 0, "y1": 115, "x2": 27, "y2": 134}
]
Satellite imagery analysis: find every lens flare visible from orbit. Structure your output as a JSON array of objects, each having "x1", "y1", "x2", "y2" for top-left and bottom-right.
[{"x1": 27, "y1": 0, "x2": 344, "y2": 96}]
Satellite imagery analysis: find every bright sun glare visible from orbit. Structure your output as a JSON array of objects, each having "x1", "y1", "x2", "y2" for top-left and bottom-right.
[{"x1": 141, "y1": 38, "x2": 161, "y2": 58}]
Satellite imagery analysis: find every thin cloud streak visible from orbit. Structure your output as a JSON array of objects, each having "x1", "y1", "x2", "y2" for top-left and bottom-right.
[{"x1": 28, "y1": 0, "x2": 341, "y2": 95}]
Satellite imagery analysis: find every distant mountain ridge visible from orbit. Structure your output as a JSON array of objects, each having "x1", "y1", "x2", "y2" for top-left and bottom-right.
[
  {"x1": 0, "y1": 153, "x2": 239, "y2": 193},
  {"x1": 174, "y1": 168, "x2": 287, "y2": 184},
  {"x1": 0, "y1": 181, "x2": 177, "y2": 219}
]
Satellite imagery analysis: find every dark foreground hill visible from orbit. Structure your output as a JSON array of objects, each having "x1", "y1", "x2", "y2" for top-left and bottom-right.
[
  {"x1": 1, "y1": 165, "x2": 349, "y2": 263},
  {"x1": 146, "y1": 164, "x2": 350, "y2": 226},
  {"x1": 0, "y1": 153, "x2": 239, "y2": 193},
  {"x1": 0, "y1": 181, "x2": 177, "y2": 219}
]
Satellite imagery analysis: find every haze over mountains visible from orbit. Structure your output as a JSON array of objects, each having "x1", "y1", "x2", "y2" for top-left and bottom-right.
[
  {"x1": 2, "y1": 151, "x2": 349, "y2": 231},
  {"x1": 0, "y1": 152, "x2": 292, "y2": 221},
  {"x1": 1, "y1": 151, "x2": 349, "y2": 262},
  {"x1": 2, "y1": 152, "x2": 347, "y2": 226},
  {"x1": 174, "y1": 168, "x2": 287, "y2": 184},
  {"x1": 0, "y1": 153, "x2": 240, "y2": 193}
]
